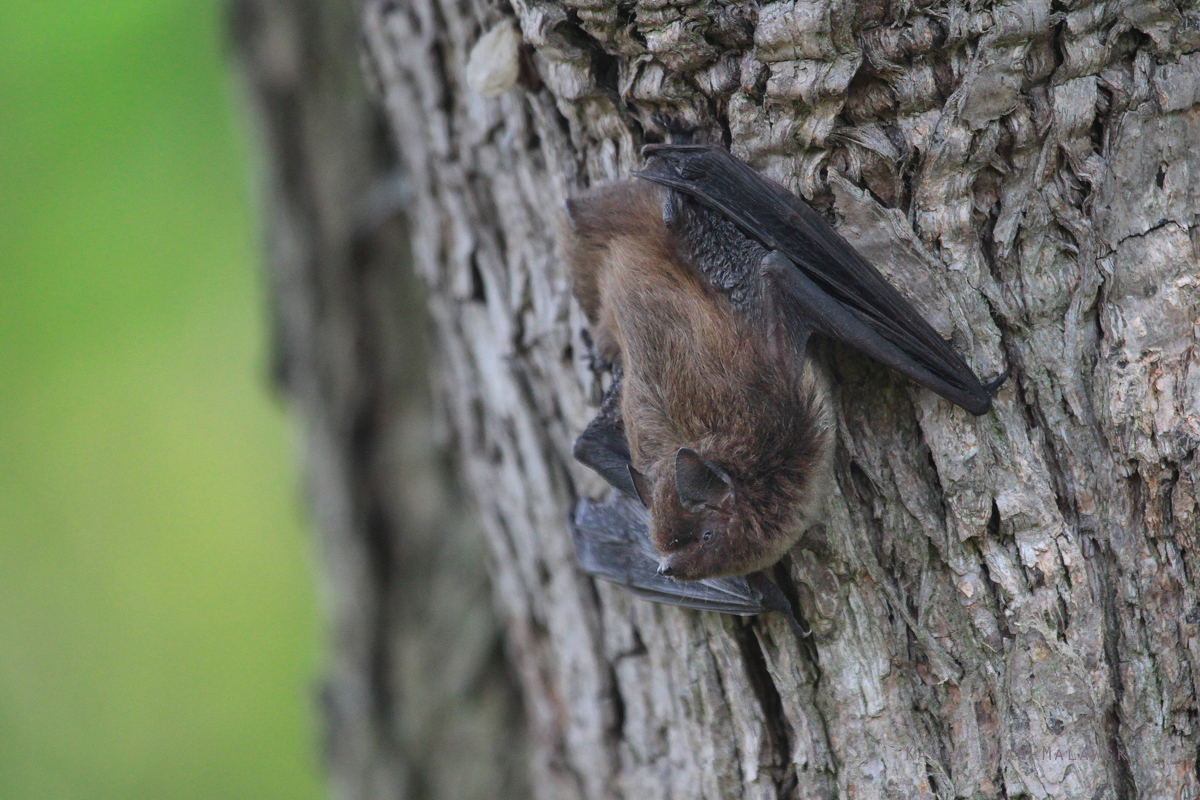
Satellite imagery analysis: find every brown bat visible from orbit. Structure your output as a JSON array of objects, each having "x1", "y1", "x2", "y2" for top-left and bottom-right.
[
  {"x1": 564, "y1": 178, "x2": 834, "y2": 581},
  {"x1": 563, "y1": 145, "x2": 1001, "y2": 620}
]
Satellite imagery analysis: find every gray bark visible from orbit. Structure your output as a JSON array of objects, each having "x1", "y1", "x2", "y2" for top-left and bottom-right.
[
  {"x1": 232, "y1": 2, "x2": 528, "y2": 799},
  {"x1": 247, "y1": 0, "x2": 1200, "y2": 798}
]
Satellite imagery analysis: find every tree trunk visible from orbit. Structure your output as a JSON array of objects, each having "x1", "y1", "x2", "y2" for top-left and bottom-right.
[
  {"x1": 232, "y1": 2, "x2": 528, "y2": 799},
  {"x1": 248, "y1": 0, "x2": 1200, "y2": 798}
]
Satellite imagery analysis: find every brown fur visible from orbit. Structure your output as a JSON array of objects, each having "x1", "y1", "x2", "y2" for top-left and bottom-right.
[{"x1": 563, "y1": 181, "x2": 834, "y2": 580}]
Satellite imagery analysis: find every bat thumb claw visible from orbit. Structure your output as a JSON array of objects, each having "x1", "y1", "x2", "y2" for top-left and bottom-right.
[{"x1": 984, "y1": 368, "x2": 1010, "y2": 395}]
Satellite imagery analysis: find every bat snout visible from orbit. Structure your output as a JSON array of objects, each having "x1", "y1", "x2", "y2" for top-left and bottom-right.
[{"x1": 657, "y1": 558, "x2": 678, "y2": 578}]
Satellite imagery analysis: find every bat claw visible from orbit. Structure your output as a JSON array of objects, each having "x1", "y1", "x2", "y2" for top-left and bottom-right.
[{"x1": 984, "y1": 368, "x2": 1010, "y2": 395}]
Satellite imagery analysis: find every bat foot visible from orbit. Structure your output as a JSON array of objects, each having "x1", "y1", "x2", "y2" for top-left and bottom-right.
[
  {"x1": 983, "y1": 368, "x2": 1010, "y2": 395},
  {"x1": 745, "y1": 572, "x2": 811, "y2": 640}
]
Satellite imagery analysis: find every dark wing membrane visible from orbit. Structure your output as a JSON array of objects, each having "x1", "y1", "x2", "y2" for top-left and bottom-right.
[
  {"x1": 636, "y1": 144, "x2": 992, "y2": 415},
  {"x1": 570, "y1": 494, "x2": 773, "y2": 615},
  {"x1": 572, "y1": 372, "x2": 638, "y2": 496}
]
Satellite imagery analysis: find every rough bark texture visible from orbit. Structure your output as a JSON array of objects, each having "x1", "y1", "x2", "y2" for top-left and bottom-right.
[
  {"x1": 249, "y1": 0, "x2": 1200, "y2": 798},
  {"x1": 232, "y1": 2, "x2": 528, "y2": 799},
  {"x1": 360, "y1": 1, "x2": 1200, "y2": 798}
]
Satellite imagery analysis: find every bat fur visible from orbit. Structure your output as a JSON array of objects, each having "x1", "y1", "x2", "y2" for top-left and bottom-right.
[{"x1": 564, "y1": 180, "x2": 834, "y2": 581}]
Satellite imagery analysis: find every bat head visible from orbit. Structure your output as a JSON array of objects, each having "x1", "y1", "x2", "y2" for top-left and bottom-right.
[{"x1": 630, "y1": 447, "x2": 804, "y2": 581}]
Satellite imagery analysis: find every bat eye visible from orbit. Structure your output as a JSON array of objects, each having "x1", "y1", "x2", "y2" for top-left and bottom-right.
[{"x1": 701, "y1": 531, "x2": 714, "y2": 543}]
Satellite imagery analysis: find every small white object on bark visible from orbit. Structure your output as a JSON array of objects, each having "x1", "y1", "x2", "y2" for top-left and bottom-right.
[{"x1": 466, "y1": 21, "x2": 521, "y2": 98}]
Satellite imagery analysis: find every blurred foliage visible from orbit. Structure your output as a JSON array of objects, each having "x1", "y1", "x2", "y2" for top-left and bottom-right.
[{"x1": 0, "y1": 1, "x2": 325, "y2": 798}]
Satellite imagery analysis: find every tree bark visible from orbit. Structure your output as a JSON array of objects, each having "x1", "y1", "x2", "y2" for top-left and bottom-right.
[
  {"x1": 249, "y1": 0, "x2": 1200, "y2": 798},
  {"x1": 232, "y1": 2, "x2": 528, "y2": 799}
]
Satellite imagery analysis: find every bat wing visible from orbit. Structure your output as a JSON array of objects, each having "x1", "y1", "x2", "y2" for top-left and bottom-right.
[
  {"x1": 570, "y1": 492, "x2": 808, "y2": 638},
  {"x1": 636, "y1": 144, "x2": 994, "y2": 416},
  {"x1": 572, "y1": 371, "x2": 638, "y2": 497}
]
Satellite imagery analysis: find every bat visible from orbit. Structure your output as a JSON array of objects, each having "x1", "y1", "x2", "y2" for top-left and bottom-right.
[
  {"x1": 570, "y1": 491, "x2": 810, "y2": 640},
  {"x1": 563, "y1": 144, "x2": 1001, "y2": 628}
]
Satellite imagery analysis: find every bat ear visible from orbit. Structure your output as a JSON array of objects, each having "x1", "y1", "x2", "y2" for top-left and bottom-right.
[
  {"x1": 628, "y1": 465, "x2": 652, "y2": 509},
  {"x1": 675, "y1": 447, "x2": 733, "y2": 512}
]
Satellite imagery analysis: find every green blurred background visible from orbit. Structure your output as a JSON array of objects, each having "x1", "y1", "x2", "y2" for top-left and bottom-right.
[{"x1": 0, "y1": 2, "x2": 325, "y2": 798}]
